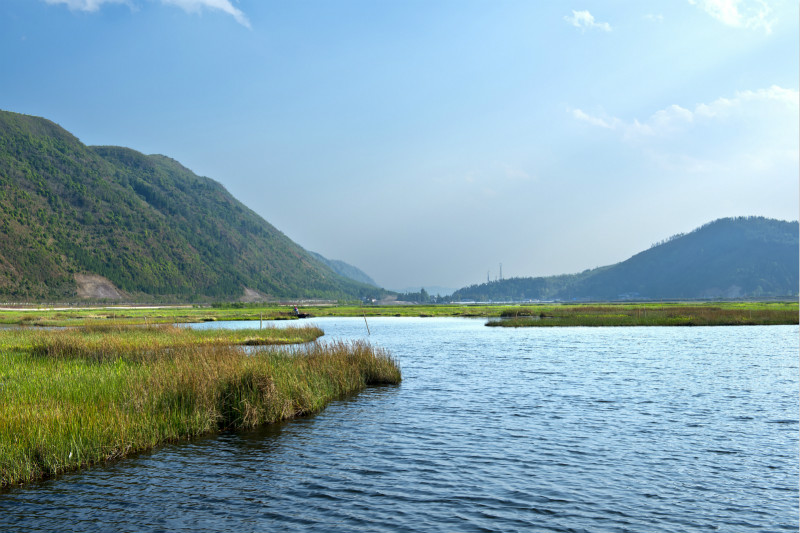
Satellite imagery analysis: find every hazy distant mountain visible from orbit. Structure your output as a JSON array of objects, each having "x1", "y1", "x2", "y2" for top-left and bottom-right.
[
  {"x1": 308, "y1": 252, "x2": 378, "y2": 287},
  {"x1": 0, "y1": 110, "x2": 384, "y2": 301},
  {"x1": 451, "y1": 217, "x2": 799, "y2": 302}
]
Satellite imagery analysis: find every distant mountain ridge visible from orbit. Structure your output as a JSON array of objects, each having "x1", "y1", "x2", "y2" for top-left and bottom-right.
[
  {"x1": 308, "y1": 252, "x2": 378, "y2": 287},
  {"x1": 451, "y1": 217, "x2": 799, "y2": 302},
  {"x1": 0, "y1": 110, "x2": 384, "y2": 301}
]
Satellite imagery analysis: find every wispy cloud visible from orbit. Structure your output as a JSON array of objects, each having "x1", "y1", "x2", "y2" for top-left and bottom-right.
[
  {"x1": 571, "y1": 85, "x2": 798, "y2": 139},
  {"x1": 44, "y1": 0, "x2": 129, "y2": 11},
  {"x1": 571, "y1": 85, "x2": 799, "y2": 175},
  {"x1": 570, "y1": 107, "x2": 653, "y2": 138},
  {"x1": 43, "y1": 0, "x2": 251, "y2": 28},
  {"x1": 688, "y1": 0, "x2": 773, "y2": 33},
  {"x1": 571, "y1": 108, "x2": 618, "y2": 129},
  {"x1": 694, "y1": 85, "x2": 798, "y2": 118},
  {"x1": 161, "y1": 0, "x2": 250, "y2": 29},
  {"x1": 644, "y1": 13, "x2": 664, "y2": 22},
  {"x1": 503, "y1": 164, "x2": 534, "y2": 182},
  {"x1": 564, "y1": 10, "x2": 612, "y2": 32}
]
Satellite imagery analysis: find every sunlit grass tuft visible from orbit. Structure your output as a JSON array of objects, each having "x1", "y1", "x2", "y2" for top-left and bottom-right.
[{"x1": 0, "y1": 326, "x2": 399, "y2": 488}]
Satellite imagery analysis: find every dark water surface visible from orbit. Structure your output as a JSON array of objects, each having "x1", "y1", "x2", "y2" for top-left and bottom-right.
[{"x1": 2, "y1": 318, "x2": 798, "y2": 532}]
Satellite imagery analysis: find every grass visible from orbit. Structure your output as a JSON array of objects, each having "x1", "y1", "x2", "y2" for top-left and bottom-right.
[
  {"x1": 0, "y1": 304, "x2": 496, "y2": 327},
  {"x1": 24, "y1": 323, "x2": 324, "y2": 360},
  {"x1": 0, "y1": 301, "x2": 796, "y2": 327},
  {"x1": 486, "y1": 303, "x2": 799, "y2": 327},
  {"x1": 0, "y1": 325, "x2": 400, "y2": 488}
]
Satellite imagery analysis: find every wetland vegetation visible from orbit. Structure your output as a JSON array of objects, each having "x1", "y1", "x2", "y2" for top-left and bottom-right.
[
  {"x1": 486, "y1": 302, "x2": 799, "y2": 327},
  {"x1": 0, "y1": 324, "x2": 400, "y2": 488},
  {"x1": 0, "y1": 301, "x2": 795, "y2": 327}
]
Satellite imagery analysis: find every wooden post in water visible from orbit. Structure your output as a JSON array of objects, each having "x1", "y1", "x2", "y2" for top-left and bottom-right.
[
  {"x1": 260, "y1": 313, "x2": 263, "y2": 329},
  {"x1": 363, "y1": 313, "x2": 370, "y2": 335}
]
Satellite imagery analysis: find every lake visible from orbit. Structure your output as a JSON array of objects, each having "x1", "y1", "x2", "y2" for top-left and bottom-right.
[{"x1": 2, "y1": 318, "x2": 797, "y2": 532}]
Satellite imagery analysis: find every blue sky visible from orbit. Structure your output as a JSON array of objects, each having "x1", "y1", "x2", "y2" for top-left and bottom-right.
[{"x1": 1, "y1": 0, "x2": 797, "y2": 291}]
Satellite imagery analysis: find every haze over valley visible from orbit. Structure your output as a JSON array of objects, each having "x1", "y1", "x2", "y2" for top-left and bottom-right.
[{"x1": 1, "y1": 0, "x2": 797, "y2": 293}]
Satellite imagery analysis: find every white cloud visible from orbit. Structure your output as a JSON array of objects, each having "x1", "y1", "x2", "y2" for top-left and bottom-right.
[
  {"x1": 44, "y1": 0, "x2": 129, "y2": 11},
  {"x1": 644, "y1": 13, "x2": 664, "y2": 22},
  {"x1": 564, "y1": 10, "x2": 612, "y2": 32},
  {"x1": 571, "y1": 85, "x2": 799, "y2": 177},
  {"x1": 572, "y1": 85, "x2": 798, "y2": 139},
  {"x1": 503, "y1": 164, "x2": 533, "y2": 181},
  {"x1": 695, "y1": 85, "x2": 798, "y2": 118},
  {"x1": 43, "y1": 0, "x2": 250, "y2": 28},
  {"x1": 688, "y1": 0, "x2": 773, "y2": 33},
  {"x1": 571, "y1": 108, "x2": 618, "y2": 129},
  {"x1": 161, "y1": 0, "x2": 250, "y2": 28},
  {"x1": 651, "y1": 104, "x2": 694, "y2": 128},
  {"x1": 571, "y1": 108, "x2": 654, "y2": 138}
]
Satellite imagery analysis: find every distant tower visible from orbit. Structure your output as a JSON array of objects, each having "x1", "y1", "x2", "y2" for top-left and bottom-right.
[
  {"x1": 487, "y1": 270, "x2": 490, "y2": 283},
  {"x1": 499, "y1": 263, "x2": 503, "y2": 281}
]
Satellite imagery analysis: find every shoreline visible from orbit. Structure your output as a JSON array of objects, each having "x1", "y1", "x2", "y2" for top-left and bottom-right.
[
  {"x1": 0, "y1": 301, "x2": 795, "y2": 327},
  {"x1": 486, "y1": 304, "x2": 798, "y2": 327}
]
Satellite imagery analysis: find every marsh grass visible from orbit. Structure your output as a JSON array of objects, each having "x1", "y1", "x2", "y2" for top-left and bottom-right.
[
  {"x1": 488, "y1": 304, "x2": 799, "y2": 327},
  {"x1": 2, "y1": 301, "x2": 796, "y2": 326},
  {"x1": 5, "y1": 324, "x2": 322, "y2": 362},
  {"x1": 0, "y1": 326, "x2": 399, "y2": 488}
]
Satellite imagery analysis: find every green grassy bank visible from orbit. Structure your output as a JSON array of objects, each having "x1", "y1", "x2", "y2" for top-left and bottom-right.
[
  {"x1": 0, "y1": 304, "x2": 496, "y2": 327},
  {"x1": 0, "y1": 325, "x2": 400, "y2": 488},
  {"x1": 486, "y1": 303, "x2": 799, "y2": 327},
  {"x1": 0, "y1": 301, "x2": 796, "y2": 327}
]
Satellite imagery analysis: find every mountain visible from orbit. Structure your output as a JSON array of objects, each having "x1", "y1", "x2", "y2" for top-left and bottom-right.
[
  {"x1": 451, "y1": 217, "x2": 799, "y2": 302},
  {"x1": 308, "y1": 252, "x2": 378, "y2": 287},
  {"x1": 0, "y1": 110, "x2": 384, "y2": 301}
]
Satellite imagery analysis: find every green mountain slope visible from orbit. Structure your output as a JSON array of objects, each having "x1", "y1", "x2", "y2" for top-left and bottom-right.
[
  {"x1": 451, "y1": 217, "x2": 799, "y2": 302},
  {"x1": 0, "y1": 110, "x2": 383, "y2": 301}
]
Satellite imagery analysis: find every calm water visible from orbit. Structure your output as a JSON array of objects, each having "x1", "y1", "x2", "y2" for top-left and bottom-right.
[{"x1": 2, "y1": 318, "x2": 798, "y2": 532}]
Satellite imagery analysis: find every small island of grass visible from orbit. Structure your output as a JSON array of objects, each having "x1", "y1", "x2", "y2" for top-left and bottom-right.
[
  {"x1": 486, "y1": 303, "x2": 799, "y2": 327},
  {"x1": 0, "y1": 325, "x2": 401, "y2": 488}
]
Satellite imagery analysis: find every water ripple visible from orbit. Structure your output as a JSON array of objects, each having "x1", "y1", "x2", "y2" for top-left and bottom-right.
[{"x1": 1, "y1": 319, "x2": 797, "y2": 533}]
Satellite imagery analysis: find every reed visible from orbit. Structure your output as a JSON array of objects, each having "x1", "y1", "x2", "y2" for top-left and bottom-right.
[
  {"x1": 0, "y1": 324, "x2": 321, "y2": 359},
  {"x1": 0, "y1": 327, "x2": 399, "y2": 488},
  {"x1": 2, "y1": 301, "x2": 796, "y2": 326},
  {"x1": 488, "y1": 305, "x2": 799, "y2": 327}
]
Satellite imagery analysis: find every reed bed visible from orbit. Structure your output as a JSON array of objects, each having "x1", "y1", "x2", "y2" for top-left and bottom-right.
[
  {"x1": 488, "y1": 305, "x2": 799, "y2": 327},
  {"x1": 2, "y1": 301, "x2": 796, "y2": 327},
  {"x1": 0, "y1": 326, "x2": 400, "y2": 488},
  {"x1": 0, "y1": 324, "x2": 322, "y2": 361}
]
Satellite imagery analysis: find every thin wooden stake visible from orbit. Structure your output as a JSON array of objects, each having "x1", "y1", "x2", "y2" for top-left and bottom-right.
[{"x1": 363, "y1": 313, "x2": 370, "y2": 335}]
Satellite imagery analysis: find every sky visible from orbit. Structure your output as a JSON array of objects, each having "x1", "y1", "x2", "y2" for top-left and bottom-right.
[{"x1": 1, "y1": 0, "x2": 797, "y2": 292}]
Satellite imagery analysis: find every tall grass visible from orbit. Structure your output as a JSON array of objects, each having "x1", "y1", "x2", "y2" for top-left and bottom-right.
[
  {"x1": 0, "y1": 324, "x2": 322, "y2": 360},
  {"x1": 488, "y1": 305, "x2": 799, "y2": 327},
  {"x1": 3, "y1": 301, "x2": 797, "y2": 327},
  {"x1": 0, "y1": 327, "x2": 399, "y2": 488}
]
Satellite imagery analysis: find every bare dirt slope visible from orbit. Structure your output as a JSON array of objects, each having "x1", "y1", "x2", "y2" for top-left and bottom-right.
[
  {"x1": 241, "y1": 287, "x2": 268, "y2": 303},
  {"x1": 75, "y1": 274, "x2": 125, "y2": 300}
]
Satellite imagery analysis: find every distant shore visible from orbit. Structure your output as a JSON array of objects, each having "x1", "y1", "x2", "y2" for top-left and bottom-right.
[
  {"x1": 0, "y1": 301, "x2": 796, "y2": 327},
  {"x1": 486, "y1": 303, "x2": 799, "y2": 327}
]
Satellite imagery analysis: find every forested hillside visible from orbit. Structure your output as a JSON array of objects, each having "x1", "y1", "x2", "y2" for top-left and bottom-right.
[
  {"x1": 0, "y1": 110, "x2": 383, "y2": 301},
  {"x1": 451, "y1": 217, "x2": 799, "y2": 302}
]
